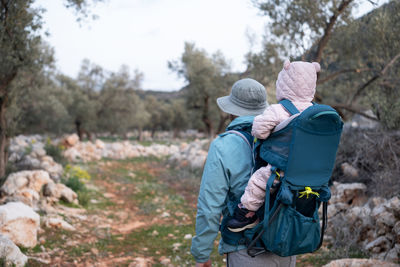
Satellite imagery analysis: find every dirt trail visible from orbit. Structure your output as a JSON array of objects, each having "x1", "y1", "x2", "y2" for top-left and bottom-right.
[{"x1": 26, "y1": 158, "x2": 203, "y2": 267}]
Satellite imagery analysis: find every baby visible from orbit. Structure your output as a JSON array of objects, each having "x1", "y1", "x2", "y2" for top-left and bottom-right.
[{"x1": 227, "y1": 60, "x2": 321, "y2": 232}]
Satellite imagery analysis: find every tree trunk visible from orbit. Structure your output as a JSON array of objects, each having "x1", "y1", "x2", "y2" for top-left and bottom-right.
[
  {"x1": 216, "y1": 112, "x2": 229, "y2": 134},
  {"x1": 173, "y1": 128, "x2": 180, "y2": 138},
  {"x1": 0, "y1": 95, "x2": 9, "y2": 178},
  {"x1": 75, "y1": 119, "x2": 84, "y2": 141},
  {"x1": 138, "y1": 128, "x2": 143, "y2": 141},
  {"x1": 202, "y1": 95, "x2": 213, "y2": 137}
]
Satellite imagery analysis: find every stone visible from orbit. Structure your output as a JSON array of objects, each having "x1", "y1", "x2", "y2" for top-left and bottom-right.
[
  {"x1": 63, "y1": 147, "x2": 81, "y2": 162},
  {"x1": 31, "y1": 144, "x2": 46, "y2": 158},
  {"x1": 345, "y1": 206, "x2": 372, "y2": 226},
  {"x1": 129, "y1": 257, "x2": 152, "y2": 267},
  {"x1": 63, "y1": 134, "x2": 79, "y2": 147},
  {"x1": 95, "y1": 139, "x2": 105, "y2": 149},
  {"x1": 365, "y1": 236, "x2": 391, "y2": 252},
  {"x1": 393, "y1": 221, "x2": 400, "y2": 243},
  {"x1": 0, "y1": 202, "x2": 40, "y2": 248},
  {"x1": 331, "y1": 182, "x2": 367, "y2": 206},
  {"x1": 58, "y1": 184, "x2": 78, "y2": 204},
  {"x1": 385, "y1": 197, "x2": 400, "y2": 217},
  {"x1": 159, "y1": 256, "x2": 171, "y2": 266},
  {"x1": 1, "y1": 170, "x2": 51, "y2": 196},
  {"x1": 44, "y1": 183, "x2": 78, "y2": 204},
  {"x1": 0, "y1": 234, "x2": 28, "y2": 267},
  {"x1": 369, "y1": 197, "x2": 386, "y2": 208},
  {"x1": 371, "y1": 204, "x2": 387, "y2": 218},
  {"x1": 385, "y1": 245, "x2": 400, "y2": 262},
  {"x1": 43, "y1": 217, "x2": 76, "y2": 231},
  {"x1": 322, "y1": 258, "x2": 400, "y2": 267},
  {"x1": 376, "y1": 211, "x2": 397, "y2": 227},
  {"x1": 341, "y1": 162, "x2": 359, "y2": 177},
  {"x1": 184, "y1": 234, "x2": 192, "y2": 240}
]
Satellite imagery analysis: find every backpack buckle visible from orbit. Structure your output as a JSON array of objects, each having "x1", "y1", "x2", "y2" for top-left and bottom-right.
[{"x1": 299, "y1": 187, "x2": 320, "y2": 199}]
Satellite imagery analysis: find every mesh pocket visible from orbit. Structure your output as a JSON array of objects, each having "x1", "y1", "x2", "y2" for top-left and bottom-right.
[
  {"x1": 260, "y1": 128, "x2": 293, "y2": 170},
  {"x1": 262, "y1": 203, "x2": 321, "y2": 257}
]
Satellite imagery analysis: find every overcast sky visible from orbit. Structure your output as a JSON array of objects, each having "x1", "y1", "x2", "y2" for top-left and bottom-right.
[{"x1": 34, "y1": 0, "x2": 387, "y2": 91}]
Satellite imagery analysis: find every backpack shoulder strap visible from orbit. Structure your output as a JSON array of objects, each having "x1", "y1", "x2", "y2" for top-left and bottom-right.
[
  {"x1": 225, "y1": 130, "x2": 252, "y2": 149},
  {"x1": 225, "y1": 130, "x2": 255, "y2": 166},
  {"x1": 279, "y1": 99, "x2": 300, "y2": 115}
]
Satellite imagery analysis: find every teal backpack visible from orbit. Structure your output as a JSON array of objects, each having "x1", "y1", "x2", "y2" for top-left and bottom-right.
[{"x1": 220, "y1": 99, "x2": 343, "y2": 257}]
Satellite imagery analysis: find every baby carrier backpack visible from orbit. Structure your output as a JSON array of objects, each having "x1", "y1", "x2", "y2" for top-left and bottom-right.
[{"x1": 220, "y1": 99, "x2": 343, "y2": 257}]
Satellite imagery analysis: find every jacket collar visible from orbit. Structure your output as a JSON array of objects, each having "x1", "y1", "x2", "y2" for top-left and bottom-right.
[{"x1": 226, "y1": 116, "x2": 254, "y2": 132}]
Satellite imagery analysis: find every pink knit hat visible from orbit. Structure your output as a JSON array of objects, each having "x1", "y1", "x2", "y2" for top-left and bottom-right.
[{"x1": 275, "y1": 60, "x2": 321, "y2": 102}]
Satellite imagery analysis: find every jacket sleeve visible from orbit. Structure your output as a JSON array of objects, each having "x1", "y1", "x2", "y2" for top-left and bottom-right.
[
  {"x1": 251, "y1": 105, "x2": 282, "y2": 139},
  {"x1": 191, "y1": 139, "x2": 229, "y2": 263}
]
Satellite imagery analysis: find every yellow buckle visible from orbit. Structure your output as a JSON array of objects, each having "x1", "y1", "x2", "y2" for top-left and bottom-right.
[{"x1": 299, "y1": 187, "x2": 320, "y2": 199}]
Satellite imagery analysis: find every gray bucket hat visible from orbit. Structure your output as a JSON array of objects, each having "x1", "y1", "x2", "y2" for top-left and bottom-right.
[{"x1": 217, "y1": 78, "x2": 268, "y2": 116}]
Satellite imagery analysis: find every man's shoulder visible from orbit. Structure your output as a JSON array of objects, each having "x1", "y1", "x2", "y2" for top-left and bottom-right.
[{"x1": 211, "y1": 131, "x2": 251, "y2": 152}]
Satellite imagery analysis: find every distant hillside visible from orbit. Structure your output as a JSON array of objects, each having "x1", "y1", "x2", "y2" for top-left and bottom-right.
[{"x1": 136, "y1": 89, "x2": 184, "y2": 101}]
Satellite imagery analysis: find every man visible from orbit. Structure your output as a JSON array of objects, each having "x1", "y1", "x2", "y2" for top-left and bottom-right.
[{"x1": 191, "y1": 78, "x2": 296, "y2": 267}]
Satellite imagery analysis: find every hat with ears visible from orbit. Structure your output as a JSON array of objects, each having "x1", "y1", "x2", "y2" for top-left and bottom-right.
[
  {"x1": 217, "y1": 78, "x2": 269, "y2": 116},
  {"x1": 276, "y1": 60, "x2": 321, "y2": 102}
]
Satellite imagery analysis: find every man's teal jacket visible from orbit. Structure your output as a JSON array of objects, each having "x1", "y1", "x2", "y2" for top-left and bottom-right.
[{"x1": 191, "y1": 116, "x2": 255, "y2": 262}]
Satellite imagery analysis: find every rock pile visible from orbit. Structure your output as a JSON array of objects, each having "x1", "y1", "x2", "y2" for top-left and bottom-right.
[
  {"x1": 168, "y1": 140, "x2": 209, "y2": 169},
  {"x1": 61, "y1": 134, "x2": 209, "y2": 169},
  {"x1": 62, "y1": 134, "x2": 180, "y2": 162},
  {"x1": 0, "y1": 169, "x2": 79, "y2": 265},
  {"x1": 0, "y1": 170, "x2": 78, "y2": 209},
  {"x1": 327, "y1": 182, "x2": 400, "y2": 262},
  {"x1": 8, "y1": 135, "x2": 63, "y2": 181}
]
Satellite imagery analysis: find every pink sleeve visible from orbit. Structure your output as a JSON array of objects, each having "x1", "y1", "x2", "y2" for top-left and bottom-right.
[{"x1": 251, "y1": 105, "x2": 282, "y2": 139}]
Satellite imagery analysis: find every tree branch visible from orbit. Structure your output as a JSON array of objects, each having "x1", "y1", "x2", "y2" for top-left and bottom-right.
[
  {"x1": 315, "y1": 0, "x2": 354, "y2": 62},
  {"x1": 317, "y1": 68, "x2": 371, "y2": 84},
  {"x1": 349, "y1": 52, "x2": 400, "y2": 105},
  {"x1": 332, "y1": 104, "x2": 379, "y2": 121}
]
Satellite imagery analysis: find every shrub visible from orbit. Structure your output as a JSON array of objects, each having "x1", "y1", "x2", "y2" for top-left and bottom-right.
[
  {"x1": 64, "y1": 164, "x2": 91, "y2": 181},
  {"x1": 332, "y1": 128, "x2": 400, "y2": 197},
  {"x1": 45, "y1": 138, "x2": 67, "y2": 165},
  {"x1": 63, "y1": 165, "x2": 91, "y2": 195},
  {"x1": 64, "y1": 177, "x2": 85, "y2": 192}
]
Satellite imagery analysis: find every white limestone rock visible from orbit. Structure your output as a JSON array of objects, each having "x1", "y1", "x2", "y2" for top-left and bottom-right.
[
  {"x1": 0, "y1": 202, "x2": 40, "y2": 248},
  {"x1": 0, "y1": 234, "x2": 28, "y2": 267},
  {"x1": 331, "y1": 182, "x2": 367, "y2": 206},
  {"x1": 322, "y1": 258, "x2": 400, "y2": 267},
  {"x1": 43, "y1": 217, "x2": 76, "y2": 231},
  {"x1": 0, "y1": 170, "x2": 52, "y2": 207}
]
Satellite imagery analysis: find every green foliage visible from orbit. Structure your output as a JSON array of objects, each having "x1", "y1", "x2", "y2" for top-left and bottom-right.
[
  {"x1": 252, "y1": 0, "x2": 359, "y2": 59},
  {"x1": 169, "y1": 42, "x2": 238, "y2": 135},
  {"x1": 96, "y1": 65, "x2": 149, "y2": 135},
  {"x1": 64, "y1": 176, "x2": 86, "y2": 192},
  {"x1": 319, "y1": 1, "x2": 400, "y2": 129},
  {"x1": 63, "y1": 164, "x2": 91, "y2": 205},
  {"x1": 64, "y1": 164, "x2": 91, "y2": 181},
  {"x1": 249, "y1": 0, "x2": 400, "y2": 129},
  {"x1": 45, "y1": 138, "x2": 67, "y2": 165}
]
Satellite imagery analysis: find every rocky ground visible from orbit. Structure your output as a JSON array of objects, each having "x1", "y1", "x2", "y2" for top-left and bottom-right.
[{"x1": 0, "y1": 134, "x2": 399, "y2": 267}]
